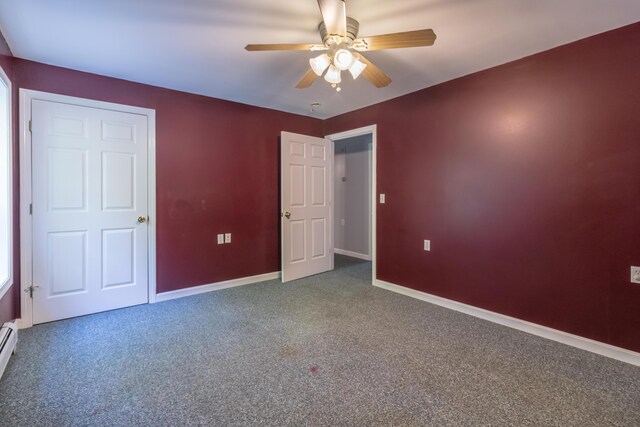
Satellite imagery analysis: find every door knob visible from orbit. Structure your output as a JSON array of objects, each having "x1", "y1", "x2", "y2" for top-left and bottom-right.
[
  {"x1": 137, "y1": 216, "x2": 147, "y2": 224},
  {"x1": 282, "y1": 211, "x2": 291, "y2": 219}
]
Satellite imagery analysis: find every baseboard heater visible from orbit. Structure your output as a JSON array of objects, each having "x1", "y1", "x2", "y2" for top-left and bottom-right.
[{"x1": 0, "y1": 322, "x2": 17, "y2": 380}]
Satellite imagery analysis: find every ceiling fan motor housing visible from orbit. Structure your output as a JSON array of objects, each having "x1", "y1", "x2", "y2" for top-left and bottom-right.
[{"x1": 319, "y1": 17, "x2": 359, "y2": 45}]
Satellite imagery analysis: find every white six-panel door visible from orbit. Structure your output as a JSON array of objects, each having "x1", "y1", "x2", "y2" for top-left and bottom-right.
[
  {"x1": 31, "y1": 99, "x2": 149, "y2": 324},
  {"x1": 281, "y1": 131, "x2": 333, "y2": 282}
]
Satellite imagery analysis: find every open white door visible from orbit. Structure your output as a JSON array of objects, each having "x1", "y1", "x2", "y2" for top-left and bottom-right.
[{"x1": 281, "y1": 131, "x2": 333, "y2": 282}]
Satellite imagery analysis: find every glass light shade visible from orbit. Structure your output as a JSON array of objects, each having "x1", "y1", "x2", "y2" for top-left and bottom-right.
[
  {"x1": 348, "y1": 58, "x2": 367, "y2": 79},
  {"x1": 333, "y1": 49, "x2": 354, "y2": 71},
  {"x1": 309, "y1": 54, "x2": 331, "y2": 76},
  {"x1": 324, "y1": 65, "x2": 342, "y2": 84}
]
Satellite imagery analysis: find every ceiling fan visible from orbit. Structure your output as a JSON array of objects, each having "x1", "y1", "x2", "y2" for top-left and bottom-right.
[{"x1": 245, "y1": 0, "x2": 436, "y2": 91}]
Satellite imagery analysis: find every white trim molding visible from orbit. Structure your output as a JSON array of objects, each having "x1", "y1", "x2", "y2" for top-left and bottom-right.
[
  {"x1": 19, "y1": 89, "x2": 157, "y2": 328},
  {"x1": 375, "y1": 279, "x2": 640, "y2": 367},
  {"x1": 0, "y1": 65, "x2": 12, "y2": 302},
  {"x1": 334, "y1": 248, "x2": 371, "y2": 261},
  {"x1": 156, "y1": 271, "x2": 280, "y2": 302},
  {"x1": 326, "y1": 125, "x2": 377, "y2": 283}
]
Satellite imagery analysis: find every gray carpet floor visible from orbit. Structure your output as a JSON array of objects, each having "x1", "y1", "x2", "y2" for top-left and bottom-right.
[{"x1": 1, "y1": 255, "x2": 639, "y2": 426}]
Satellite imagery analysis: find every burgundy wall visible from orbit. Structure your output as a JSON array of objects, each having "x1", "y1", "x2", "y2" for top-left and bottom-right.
[
  {"x1": 0, "y1": 29, "x2": 11, "y2": 57},
  {"x1": 325, "y1": 23, "x2": 640, "y2": 352},
  {"x1": 2, "y1": 22, "x2": 639, "y2": 354},
  {"x1": 11, "y1": 60, "x2": 322, "y2": 298}
]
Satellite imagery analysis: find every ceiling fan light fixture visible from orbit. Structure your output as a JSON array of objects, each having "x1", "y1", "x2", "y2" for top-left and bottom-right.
[
  {"x1": 348, "y1": 57, "x2": 367, "y2": 79},
  {"x1": 324, "y1": 64, "x2": 342, "y2": 84},
  {"x1": 333, "y1": 48, "x2": 354, "y2": 71},
  {"x1": 309, "y1": 54, "x2": 331, "y2": 76}
]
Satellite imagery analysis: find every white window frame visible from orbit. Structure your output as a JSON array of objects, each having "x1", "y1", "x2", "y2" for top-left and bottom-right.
[{"x1": 0, "y1": 65, "x2": 12, "y2": 301}]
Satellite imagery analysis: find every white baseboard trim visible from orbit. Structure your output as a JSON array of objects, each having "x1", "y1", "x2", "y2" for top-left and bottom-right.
[
  {"x1": 156, "y1": 271, "x2": 281, "y2": 303},
  {"x1": 14, "y1": 318, "x2": 27, "y2": 329},
  {"x1": 334, "y1": 248, "x2": 371, "y2": 261},
  {"x1": 374, "y1": 279, "x2": 640, "y2": 367}
]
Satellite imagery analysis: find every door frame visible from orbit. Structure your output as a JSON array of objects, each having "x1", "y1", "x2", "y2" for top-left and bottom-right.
[
  {"x1": 326, "y1": 125, "x2": 377, "y2": 284},
  {"x1": 18, "y1": 89, "x2": 157, "y2": 328}
]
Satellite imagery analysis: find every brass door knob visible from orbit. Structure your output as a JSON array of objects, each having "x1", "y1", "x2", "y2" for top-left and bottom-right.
[
  {"x1": 282, "y1": 211, "x2": 291, "y2": 219},
  {"x1": 137, "y1": 216, "x2": 147, "y2": 223}
]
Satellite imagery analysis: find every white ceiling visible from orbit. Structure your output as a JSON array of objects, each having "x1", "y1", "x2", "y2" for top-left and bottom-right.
[{"x1": 1, "y1": 1, "x2": 639, "y2": 119}]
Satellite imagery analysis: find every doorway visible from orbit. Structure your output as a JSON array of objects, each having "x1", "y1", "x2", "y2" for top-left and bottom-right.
[
  {"x1": 333, "y1": 135, "x2": 371, "y2": 260},
  {"x1": 327, "y1": 125, "x2": 377, "y2": 284}
]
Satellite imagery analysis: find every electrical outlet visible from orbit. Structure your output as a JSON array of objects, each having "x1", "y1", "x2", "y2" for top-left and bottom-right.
[
  {"x1": 380, "y1": 194, "x2": 386, "y2": 204},
  {"x1": 217, "y1": 234, "x2": 224, "y2": 245},
  {"x1": 424, "y1": 240, "x2": 431, "y2": 251},
  {"x1": 341, "y1": 218, "x2": 345, "y2": 226},
  {"x1": 631, "y1": 266, "x2": 640, "y2": 284},
  {"x1": 224, "y1": 233, "x2": 231, "y2": 243}
]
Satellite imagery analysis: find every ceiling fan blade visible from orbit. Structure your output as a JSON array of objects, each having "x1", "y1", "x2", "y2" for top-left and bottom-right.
[
  {"x1": 295, "y1": 69, "x2": 319, "y2": 89},
  {"x1": 245, "y1": 43, "x2": 325, "y2": 51},
  {"x1": 317, "y1": 0, "x2": 347, "y2": 37},
  {"x1": 353, "y1": 53, "x2": 391, "y2": 88},
  {"x1": 354, "y1": 29, "x2": 436, "y2": 51}
]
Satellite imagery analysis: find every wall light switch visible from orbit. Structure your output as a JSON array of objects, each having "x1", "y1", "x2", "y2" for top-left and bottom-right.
[
  {"x1": 631, "y1": 266, "x2": 640, "y2": 284},
  {"x1": 217, "y1": 234, "x2": 224, "y2": 245},
  {"x1": 224, "y1": 233, "x2": 231, "y2": 243},
  {"x1": 424, "y1": 240, "x2": 431, "y2": 251},
  {"x1": 380, "y1": 194, "x2": 386, "y2": 204}
]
